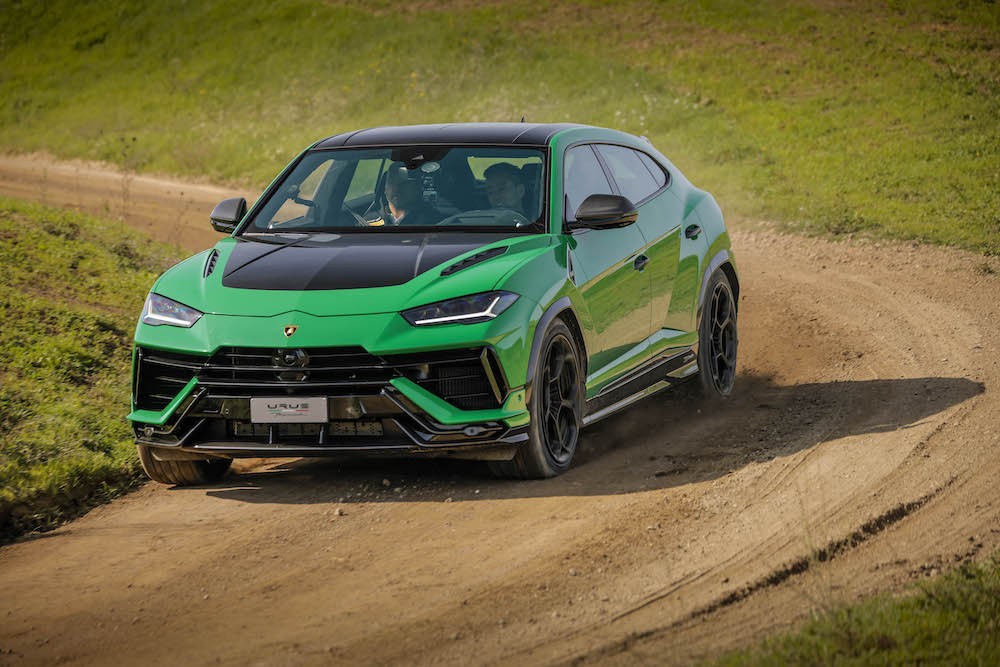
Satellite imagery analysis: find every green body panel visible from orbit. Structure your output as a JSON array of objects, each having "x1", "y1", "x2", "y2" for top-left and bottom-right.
[
  {"x1": 389, "y1": 378, "x2": 527, "y2": 426},
  {"x1": 637, "y1": 190, "x2": 682, "y2": 332},
  {"x1": 565, "y1": 224, "x2": 651, "y2": 374},
  {"x1": 128, "y1": 377, "x2": 199, "y2": 426},
  {"x1": 131, "y1": 125, "x2": 737, "y2": 432}
]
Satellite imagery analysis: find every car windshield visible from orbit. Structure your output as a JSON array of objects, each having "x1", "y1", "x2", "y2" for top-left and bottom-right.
[{"x1": 241, "y1": 146, "x2": 546, "y2": 234}]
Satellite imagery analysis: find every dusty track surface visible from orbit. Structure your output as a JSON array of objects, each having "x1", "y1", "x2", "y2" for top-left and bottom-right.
[
  {"x1": 1, "y1": 157, "x2": 999, "y2": 665},
  {"x1": 0, "y1": 154, "x2": 253, "y2": 253}
]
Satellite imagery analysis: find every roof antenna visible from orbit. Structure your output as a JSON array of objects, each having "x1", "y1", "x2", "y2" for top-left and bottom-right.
[{"x1": 520, "y1": 116, "x2": 526, "y2": 123}]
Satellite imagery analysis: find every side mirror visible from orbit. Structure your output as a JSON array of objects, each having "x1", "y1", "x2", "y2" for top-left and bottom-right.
[
  {"x1": 210, "y1": 197, "x2": 247, "y2": 233},
  {"x1": 567, "y1": 194, "x2": 638, "y2": 230}
]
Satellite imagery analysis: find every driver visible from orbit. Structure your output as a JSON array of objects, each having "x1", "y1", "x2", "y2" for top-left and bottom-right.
[
  {"x1": 383, "y1": 164, "x2": 442, "y2": 226},
  {"x1": 484, "y1": 162, "x2": 526, "y2": 214}
]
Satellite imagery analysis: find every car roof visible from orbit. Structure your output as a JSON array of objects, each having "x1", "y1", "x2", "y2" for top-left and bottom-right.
[{"x1": 314, "y1": 123, "x2": 588, "y2": 149}]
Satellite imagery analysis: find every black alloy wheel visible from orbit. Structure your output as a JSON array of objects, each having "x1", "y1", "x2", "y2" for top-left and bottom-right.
[
  {"x1": 708, "y1": 280, "x2": 737, "y2": 394},
  {"x1": 488, "y1": 319, "x2": 583, "y2": 479},
  {"x1": 540, "y1": 335, "x2": 582, "y2": 465},
  {"x1": 696, "y1": 270, "x2": 738, "y2": 399}
]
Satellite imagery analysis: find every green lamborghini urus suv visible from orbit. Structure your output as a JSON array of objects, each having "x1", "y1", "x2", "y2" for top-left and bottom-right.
[{"x1": 129, "y1": 123, "x2": 739, "y2": 484}]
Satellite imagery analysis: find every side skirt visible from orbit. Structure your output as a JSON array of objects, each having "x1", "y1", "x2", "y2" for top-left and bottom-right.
[{"x1": 582, "y1": 347, "x2": 698, "y2": 426}]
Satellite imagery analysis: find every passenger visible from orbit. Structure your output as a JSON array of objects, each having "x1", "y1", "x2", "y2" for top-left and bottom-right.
[
  {"x1": 484, "y1": 162, "x2": 526, "y2": 215},
  {"x1": 383, "y1": 164, "x2": 442, "y2": 226}
]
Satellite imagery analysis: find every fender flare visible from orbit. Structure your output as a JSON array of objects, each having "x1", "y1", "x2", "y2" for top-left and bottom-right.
[
  {"x1": 697, "y1": 249, "x2": 732, "y2": 310},
  {"x1": 696, "y1": 249, "x2": 737, "y2": 334},
  {"x1": 524, "y1": 296, "x2": 575, "y2": 404}
]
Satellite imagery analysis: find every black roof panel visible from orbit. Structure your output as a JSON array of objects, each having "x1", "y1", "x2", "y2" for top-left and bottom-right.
[{"x1": 314, "y1": 123, "x2": 584, "y2": 149}]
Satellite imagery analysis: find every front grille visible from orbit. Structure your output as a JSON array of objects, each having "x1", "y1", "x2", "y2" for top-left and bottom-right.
[
  {"x1": 230, "y1": 420, "x2": 384, "y2": 439},
  {"x1": 200, "y1": 347, "x2": 393, "y2": 389},
  {"x1": 134, "y1": 346, "x2": 502, "y2": 412},
  {"x1": 135, "y1": 348, "x2": 206, "y2": 410},
  {"x1": 384, "y1": 348, "x2": 498, "y2": 410}
]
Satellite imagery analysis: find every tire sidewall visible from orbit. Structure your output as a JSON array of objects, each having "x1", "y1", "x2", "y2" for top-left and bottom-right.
[
  {"x1": 525, "y1": 320, "x2": 584, "y2": 477},
  {"x1": 697, "y1": 270, "x2": 739, "y2": 399},
  {"x1": 137, "y1": 444, "x2": 232, "y2": 485}
]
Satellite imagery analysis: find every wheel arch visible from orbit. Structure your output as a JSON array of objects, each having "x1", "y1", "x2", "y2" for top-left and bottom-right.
[
  {"x1": 524, "y1": 297, "x2": 587, "y2": 404},
  {"x1": 697, "y1": 250, "x2": 740, "y2": 330},
  {"x1": 718, "y1": 260, "x2": 740, "y2": 311}
]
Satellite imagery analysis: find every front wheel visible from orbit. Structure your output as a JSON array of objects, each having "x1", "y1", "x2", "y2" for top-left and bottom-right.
[
  {"x1": 489, "y1": 319, "x2": 584, "y2": 479},
  {"x1": 137, "y1": 445, "x2": 232, "y2": 486},
  {"x1": 694, "y1": 270, "x2": 739, "y2": 399}
]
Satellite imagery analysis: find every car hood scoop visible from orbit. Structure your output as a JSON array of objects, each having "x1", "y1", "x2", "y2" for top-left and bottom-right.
[{"x1": 221, "y1": 232, "x2": 516, "y2": 290}]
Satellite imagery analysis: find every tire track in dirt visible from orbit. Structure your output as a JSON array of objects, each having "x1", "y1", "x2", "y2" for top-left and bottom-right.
[
  {"x1": 0, "y1": 158, "x2": 998, "y2": 666},
  {"x1": 565, "y1": 479, "x2": 953, "y2": 665}
]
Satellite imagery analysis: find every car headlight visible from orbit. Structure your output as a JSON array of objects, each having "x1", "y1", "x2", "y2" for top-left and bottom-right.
[
  {"x1": 141, "y1": 293, "x2": 203, "y2": 328},
  {"x1": 402, "y1": 291, "x2": 519, "y2": 326}
]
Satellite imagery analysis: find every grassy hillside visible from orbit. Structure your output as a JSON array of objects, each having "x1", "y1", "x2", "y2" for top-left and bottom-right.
[
  {"x1": 715, "y1": 554, "x2": 1000, "y2": 665},
  {"x1": 0, "y1": 0, "x2": 998, "y2": 253},
  {"x1": 0, "y1": 198, "x2": 178, "y2": 539}
]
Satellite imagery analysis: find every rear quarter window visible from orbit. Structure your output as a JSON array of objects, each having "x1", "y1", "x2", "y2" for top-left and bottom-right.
[
  {"x1": 637, "y1": 151, "x2": 668, "y2": 189},
  {"x1": 595, "y1": 144, "x2": 660, "y2": 204}
]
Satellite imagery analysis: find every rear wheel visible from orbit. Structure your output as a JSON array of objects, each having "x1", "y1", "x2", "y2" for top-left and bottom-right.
[
  {"x1": 695, "y1": 270, "x2": 738, "y2": 399},
  {"x1": 489, "y1": 319, "x2": 583, "y2": 479},
  {"x1": 137, "y1": 444, "x2": 232, "y2": 486}
]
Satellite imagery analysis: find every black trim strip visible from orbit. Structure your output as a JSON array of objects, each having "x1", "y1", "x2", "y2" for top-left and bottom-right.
[
  {"x1": 480, "y1": 348, "x2": 504, "y2": 404},
  {"x1": 585, "y1": 347, "x2": 696, "y2": 417},
  {"x1": 524, "y1": 296, "x2": 575, "y2": 405}
]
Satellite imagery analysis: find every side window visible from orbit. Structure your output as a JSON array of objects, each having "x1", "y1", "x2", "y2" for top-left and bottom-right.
[
  {"x1": 564, "y1": 145, "x2": 614, "y2": 220},
  {"x1": 595, "y1": 144, "x2": 660, "y2": 204},
  {"x1": 637, "y1": 151, "x2": 668, "y2": 189}
]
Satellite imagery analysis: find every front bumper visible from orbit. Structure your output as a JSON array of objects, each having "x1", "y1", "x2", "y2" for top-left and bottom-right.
[{"x1": 129, "y1": 348, "x2": 530, "y2": 460}]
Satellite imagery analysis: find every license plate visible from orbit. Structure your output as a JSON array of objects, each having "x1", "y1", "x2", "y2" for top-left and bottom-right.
[{"x1": 250, "y1": 397, "x2": 328, "y2": 423}]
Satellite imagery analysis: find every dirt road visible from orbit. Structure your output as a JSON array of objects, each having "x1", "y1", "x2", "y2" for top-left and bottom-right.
[
  {"x1": 1, "y1": 156, "x2": 998, "y2": 665},
  {"x1": 0, "y1": 154, "x2": 253, "y2": 253}
]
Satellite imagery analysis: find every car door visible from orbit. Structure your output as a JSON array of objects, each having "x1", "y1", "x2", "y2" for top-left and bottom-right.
[
  {"x1": 593, "y1": 145, "x2": 693, "y2": 352},
  {"x1": 562, "y1": 144, "x2": 653, "y2": 391}
]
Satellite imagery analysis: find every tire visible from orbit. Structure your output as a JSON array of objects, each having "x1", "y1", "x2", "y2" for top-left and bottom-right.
[
  {"x1": 694, "y1": 269, "x2": 739, "y2": 399},
  {"x1": 137, "y1": 444, "x2": 232, "y2": 486},
  {"x1": 489, "y1": 319, "x2": 584, "y2": 479}
]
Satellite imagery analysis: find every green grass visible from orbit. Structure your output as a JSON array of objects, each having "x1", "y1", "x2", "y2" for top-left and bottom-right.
[
  {"x1": 0, "y1": 197, "x2": 179, "y2": 539},
  {"x1": 0, "y1": 1, "x2": 997, "y2": 252},
  {"x1": 714, "y1": 554, "x2": 1000, "y2": 665}
]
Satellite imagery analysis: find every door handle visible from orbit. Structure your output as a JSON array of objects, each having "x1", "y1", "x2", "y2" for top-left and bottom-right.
[
  {"x1": 684, "y1": 224, "x2": 702, "y2": 240},
  {"x1": 633, "y1": 254, "x2": 650, "y2": 271}
]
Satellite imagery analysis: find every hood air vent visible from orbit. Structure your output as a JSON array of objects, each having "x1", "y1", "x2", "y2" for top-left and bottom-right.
[
  {"x1": 203, "y1": 250, "x2": 219, "y2": 278},
  {"x1": 440, "y1": 246, "x2": 507, "y2": 277}
]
